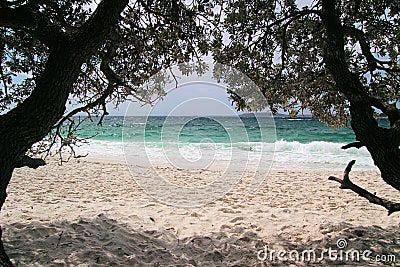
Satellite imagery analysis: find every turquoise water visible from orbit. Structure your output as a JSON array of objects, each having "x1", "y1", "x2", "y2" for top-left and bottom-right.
[
  {"x1": 73, "y1": 116, "x2": 386, "y2": 170},
  {"x1": 75, "y1": 116, "x2": 366, "y2": 143}
]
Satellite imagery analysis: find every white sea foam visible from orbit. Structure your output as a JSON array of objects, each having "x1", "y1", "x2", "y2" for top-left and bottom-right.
[
  {"x1": 77, "y1": 139, "x2": 376, "y2": 171},
  {"x1": 272, "y1": 140, "x2": 375, "y2": 170}
]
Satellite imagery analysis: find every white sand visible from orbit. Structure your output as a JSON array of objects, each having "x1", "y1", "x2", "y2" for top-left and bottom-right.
[{"x1": 2, "y1": 158, "x2": 400, "y2": 266}]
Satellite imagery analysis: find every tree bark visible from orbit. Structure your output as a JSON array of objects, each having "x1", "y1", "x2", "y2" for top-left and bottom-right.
[
  {"x1": 0, "y1": 164, "x2": 13, "y2": 266},
  {"x1": 321, "y1": 1, "x2": 400, "y2": 191},
  {"x1": 0, "y1": 0, "x2": 128, "y2": 264}
]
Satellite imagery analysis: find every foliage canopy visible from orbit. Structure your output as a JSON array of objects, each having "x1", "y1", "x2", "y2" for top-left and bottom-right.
[{"x1": 215, "y1": 0, "x2": 399, "y2": 126}]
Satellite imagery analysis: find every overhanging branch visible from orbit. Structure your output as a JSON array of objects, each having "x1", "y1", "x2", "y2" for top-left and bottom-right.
[
  {"x1": 329, "y1": 160, "x2": 400, "y2": 215},
  {"x1": 14, "y1": 155, "x2": 46, "y2": 169},
  {"x1": 56, "y1": 37, "x2": 144, "y2": 129},
  {"x1": 56, "y1": 83, "x2": 114, "y2": 128},
  {"x1": 0, "y1": 4, "x2": 34, "y2": 29},
  {"x1": 376, "y1": 65, "x2": 400, "y2": 73},
  {"x1": 74, "y1": 0, "x2": 129, "y2": 48},
  {"x1": 0, "y1": 40, "x2": 9, "y2": 98},
  {"x1": 269, "y1": 9, "x2": 322, "y2": 31},
  {"x1": 250, "y1": 9, "x2": 321, "y2": 48},
  {"x1": 343, "y1": 26, "x2": 396, "y2": 71},
  {"x1": 0, "y1": 4, "x2": 64, "y2": 46},
  {"x1": 370, "y1": 96, "x2": 400, "y2": 127},
  {"x1": 341, "y1": 141, "x2": 364, "y2": 149}
]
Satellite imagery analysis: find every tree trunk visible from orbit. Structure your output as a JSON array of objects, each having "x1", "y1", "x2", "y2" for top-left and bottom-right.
[
  {"x1": 321, "y1": 0, "x2": 400, "y2": 191},
  {"x1": 0, "y1": 0, "x2": 128, "y2": 264},
  {"x1": 0, "y1": 163, "x2": 13, "y2": 266}
]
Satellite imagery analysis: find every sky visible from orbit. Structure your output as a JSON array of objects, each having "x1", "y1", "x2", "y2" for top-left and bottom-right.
[
  {"x1": 99, "y1": 60, "x2": 276, "y2": 117},
  {"x1": 123, "y1": 83, "x2": 241, "y2": 117},
  {"x1": 104, "y1": 65, "x2": 251, "y2": 117},
  {"x1": 101, "y1": 0, "x2": 314, "y2": 117}
]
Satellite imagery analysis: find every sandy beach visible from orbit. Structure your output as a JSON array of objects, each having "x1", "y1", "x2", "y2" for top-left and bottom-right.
[{"x1": 1, "y1": 158, "x2": 400, "y2": 266}]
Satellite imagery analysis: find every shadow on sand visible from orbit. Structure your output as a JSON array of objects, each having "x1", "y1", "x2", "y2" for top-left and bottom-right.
[{"x1": 2, "y1": 214, "x2": 399, "y2": 266}]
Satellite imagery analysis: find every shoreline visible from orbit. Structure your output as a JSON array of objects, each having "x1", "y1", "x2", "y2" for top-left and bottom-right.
[{"x1": 75, "y1": 151, "x2": 379, "y2": 172}]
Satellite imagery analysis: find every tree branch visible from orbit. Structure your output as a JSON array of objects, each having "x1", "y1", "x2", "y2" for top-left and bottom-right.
[
  {"x1": 56, "y1": 83, "x2": 114, "y2": 128},
  {"x1": 42, "y1": 1, "x2": 79, "y2": 34},
  {"x1": 137, "y1": 0, "x2": 169, "y2": 18},
  {"x1": 343, "y1": 26, "x2": 395, "y2": 71},
  {"x1": 329, "y1": 160, "x2": 400, "y2": 215},
  {"x1": 74, "y1": 0, "x2": 129, "y2": 48},
  {"x1": 370, "y1": 96, "x2": 400, "y2": 127},
  {"x1": 271, "y1": 9, "x2": 322, "y2": 30},
  {"x1": 0, "y1": 39, "x2": 9, "y2": 98},
  {"x1": 341, "y1": 141, "x2": 364, "y2": 149},
  {"x1": 14, "y1": 155, "x2": 46, "y2": 169},
  {"x1": 250, "y1": 9, "x2": 321, "y2": 48},
  {"x1": 0, "y1": 4, "x2": 34, "y2": 29},
  {"x1": 56, "y1": 34, "x2": 144, "y2": 128},
  {"x1": 51, "y1": 0, "x2": 129, "y2": 129},
  {"x1": 0, "y1": 4, "x2": 64, "y2": 46},
  {"x1": 376, "y1": 65, "x2": 400, "y2": 73}
]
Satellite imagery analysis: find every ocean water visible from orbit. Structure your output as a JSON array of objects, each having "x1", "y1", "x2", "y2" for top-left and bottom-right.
[{"x1": 74, "y1": 116, "x2": 386, "y2": 171}]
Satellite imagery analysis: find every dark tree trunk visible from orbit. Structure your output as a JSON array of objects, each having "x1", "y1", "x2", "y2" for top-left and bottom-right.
[
  {"x1": 0, "y1": 0, "x2": 128, "y2": 264},
  {"x1": 321, "y1": 0, "x2": 400, "y2": 190},
  {"x1": 0, "y1": 163, "x2": 13, "y2": 266}
]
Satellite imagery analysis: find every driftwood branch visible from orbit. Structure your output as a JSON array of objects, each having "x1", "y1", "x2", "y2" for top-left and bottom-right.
[
  {"x1": 329, "y1": 160, "x2": 400, "y2": 215},
  {"x1": 14, "y1": 155, "x2": 46, "y2": 169},
  {"x1": 341, "y1": 141, "x2": 364, "y2": 149}
]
